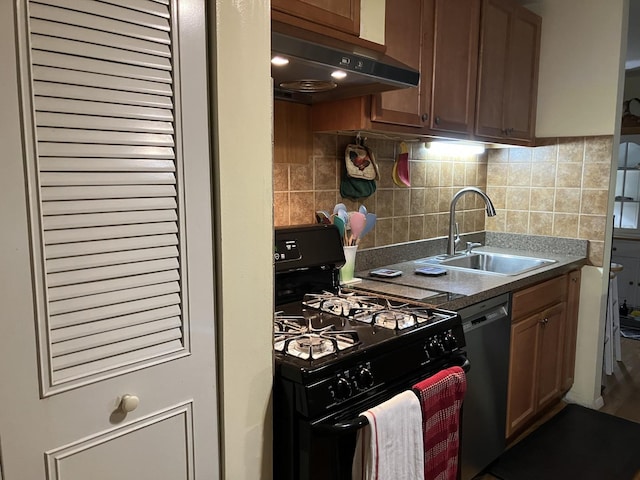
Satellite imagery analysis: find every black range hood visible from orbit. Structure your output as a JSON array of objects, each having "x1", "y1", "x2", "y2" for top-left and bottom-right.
[{"x1": 271, "y1": 26, "x2": 419, "y2": 104}]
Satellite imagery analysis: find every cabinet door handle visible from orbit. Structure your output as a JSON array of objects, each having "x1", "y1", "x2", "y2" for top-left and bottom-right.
[
  {"x1": 421, "y1": 113, "x2": 429, "y2": 122},
  {"x1": 539, "y1": 317, "x2": 549, "y2": 325}
]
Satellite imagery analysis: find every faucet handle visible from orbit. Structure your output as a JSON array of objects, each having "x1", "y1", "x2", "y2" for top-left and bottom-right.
[{"x1": 465, "y1": 242, "x2": 482, "y2": 255}]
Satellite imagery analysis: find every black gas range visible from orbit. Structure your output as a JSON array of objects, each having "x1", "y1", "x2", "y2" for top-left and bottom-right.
[{"x1": 273, "y1": 224, "x2": 469, "y2": 480}]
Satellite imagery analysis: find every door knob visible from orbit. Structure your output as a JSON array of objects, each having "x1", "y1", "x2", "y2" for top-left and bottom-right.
[{"x1": 120, "y1": 394, "x2": 140, "y2": 413}]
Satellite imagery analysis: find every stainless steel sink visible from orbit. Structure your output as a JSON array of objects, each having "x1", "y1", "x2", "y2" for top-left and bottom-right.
[{"x1": 416, "y1": 252, "x2": 556, "y2": 276}]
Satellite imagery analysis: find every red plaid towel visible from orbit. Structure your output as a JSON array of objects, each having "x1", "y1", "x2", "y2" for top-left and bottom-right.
[{"x1": 412, "y1": 366, "x2": 467, "y2": 480}]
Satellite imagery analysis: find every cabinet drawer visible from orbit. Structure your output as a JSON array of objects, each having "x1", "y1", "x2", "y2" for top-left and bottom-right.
[{"x1": 512, "y1": 275, "x2": 567, "y2": 320}]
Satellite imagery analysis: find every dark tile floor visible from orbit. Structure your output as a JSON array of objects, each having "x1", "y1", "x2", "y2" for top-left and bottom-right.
[{"x1": 473, "y1": 336, "x2": 640, "y2": 480}]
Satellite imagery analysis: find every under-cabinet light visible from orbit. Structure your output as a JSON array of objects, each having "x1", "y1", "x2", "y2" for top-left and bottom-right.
[
  {"x1": 426, "y1": 141, "x2": 485, "y2": 155},
  {"x1": 331, "y1": 70, "x2": 347, "y2": 80},
  {"x1": 271, "y1": 56, "x2": 289, "y2": 66}
]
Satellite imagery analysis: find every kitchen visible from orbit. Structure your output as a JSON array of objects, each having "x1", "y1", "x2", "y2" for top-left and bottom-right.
[
  {"x1": 272, "y1": 0, "x2": 629, "y2": 478},
  {"x1": 0, "y1": 1, "x2": 632, "y2": 480}
]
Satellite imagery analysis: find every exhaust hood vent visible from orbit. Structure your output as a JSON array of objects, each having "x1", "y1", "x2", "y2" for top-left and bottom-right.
[{"x1": 271, "y1": 28, "x2": 419, "y2": 104}]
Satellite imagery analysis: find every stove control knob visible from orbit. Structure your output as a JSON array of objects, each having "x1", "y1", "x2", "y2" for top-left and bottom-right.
[
  {"x1": 356, "y1": 367, "x2": 374, "y2": 389},
  {"x1": 427, "y1": 337, "x2": 445, "y2": 357},
  {"x1": 443, "y1": 332, "x2": 458, "y2": 351},
  {"x1": 335, "y1": 377, "x2": 353, "y2": 401}
]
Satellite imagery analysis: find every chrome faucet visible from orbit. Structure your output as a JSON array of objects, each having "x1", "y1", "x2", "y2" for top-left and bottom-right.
[{"x1": 447, "y1": 187, "x2": 497, "y2": 256}]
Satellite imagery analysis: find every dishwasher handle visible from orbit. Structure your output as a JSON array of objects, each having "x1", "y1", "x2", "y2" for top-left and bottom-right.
[{"x1": 462, "y1": 304, "x2": 509, "y2": 333}]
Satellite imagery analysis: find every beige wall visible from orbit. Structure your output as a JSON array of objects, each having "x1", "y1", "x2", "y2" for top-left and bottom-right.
[
  {"x1": 360, "y1": 0, "x2": 386, "y2": 45},
  {"x1": 530, "y1": 0, "x2": 627, "y2": 137},
  {"x1": 210, "y1": 1, "x2": 273, "y2": 479},
  {"x1": 527, "y1": 0, "x2": 628, "y2": 408}
]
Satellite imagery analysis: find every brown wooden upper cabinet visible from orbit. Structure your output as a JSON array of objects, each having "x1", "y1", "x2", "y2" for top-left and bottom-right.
[
  {"x1": 272, "y1": 0, "x2": 361, "y2": 37},
  {"x1": 371, "y1": 0, "x2": 480, "y2": 138},
  {"x1": 311, "y1": 0, "x2": 541, "y2": 147},
  {"x1": 475, "y1": 0, "x2": 542, "y2": 143}
]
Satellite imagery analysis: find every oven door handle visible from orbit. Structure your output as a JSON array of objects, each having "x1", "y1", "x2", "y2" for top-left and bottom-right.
[
  {"x1": 315, "y1": 414, "x2": 369, "y2": 434},
  {"x1": 315, "y1": 354, "x2": 470, "y2": 435}
]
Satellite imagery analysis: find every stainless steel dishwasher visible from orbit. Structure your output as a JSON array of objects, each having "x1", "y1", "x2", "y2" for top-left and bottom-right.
[{"x1": 458, "y1": 293, "x2": 511, "y2": 480}]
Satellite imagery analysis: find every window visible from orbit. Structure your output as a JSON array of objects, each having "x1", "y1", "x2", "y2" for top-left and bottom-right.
[{"x1": 614, "y1": 141, "x2": 640, "y2": 233}]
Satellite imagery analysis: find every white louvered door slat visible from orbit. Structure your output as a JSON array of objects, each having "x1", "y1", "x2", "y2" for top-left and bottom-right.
[
  {"x1": 52, "y1": 341, "x2": 184, "y2": 383},
  {"x1": 31, "y1": 37, "x2": 172, "y2": 72},
  {"x1": 46, "y1": 245, "x2": 178, "y2": 273},
  {"x1": 98, "y1": 0, "x2": 170, "y2": 17},
  {"x1": 44, "y1": 222, "x2": 178, "y2": 244},
  {"x1": 42, "y1": 186, "x2": 176, "y2": 203},
  {"x1": 39, "y1": 159, "x2": 176, "y2": 173},
  {"x1": 45, "y1": 234, "x2": 178, "y2": 258},
  {"x1": 36, "y1": 114, "x2": 175, "y2": 134},
  {"x1": 40, "y1": 172, "x2": 176, "y2": 186},
  {"x1": 52, "y1": 329, "x2": 182, "y2": 371},
  {"x1": 29, "y1": 4, "x2": 171, "y2": 43},
  {"x1": 38, "y1": 144, "x2": 175, "y2": 159},
  {"x1": 32, "y1": 54, "x2": 172, "y2": 84},
  {"x1": 36, "y1": 129, "x2": 175, "y2": 146},
  {"x1": 51, "y1": 317, "x2": 182, "y2": 357},
  {"x1": 33, "y1": 0, "x2": 171, "y2": 31},
  {"x1": 24, "y1": 0, "x2": 187, "y2": 390},
  {"x1": 34, "y1": 82, "x2": 173, "y2": 108},
  {"x1": 49, "y1": 281, "x2": 180, "y2": 316},
  {"x1": 30, "y1": 20, "x2": 172, "y2": 58},
  {"x1": 33, "y1": 66, "x2": 173, "y2": 96},
  {"x1": 50, "y1": 306, "x2": 181, "y2": 343},
  {"x1": 44, "y1": 209, "x2": 177, "y2": 229},
  {"x1": 48, "y1": 270, "x2": 180, "y2": 302},
  {"x1": 47, "y1": 258, "x2": 179, "y2": 287},
  {"x1": 51, "y1": 293, "x2": 181, "y2": 330}
]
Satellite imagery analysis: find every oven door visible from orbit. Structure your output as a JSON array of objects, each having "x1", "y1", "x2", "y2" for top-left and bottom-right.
[{"x1": 276, "y1": 353, "x2": 469, "y2": 480}]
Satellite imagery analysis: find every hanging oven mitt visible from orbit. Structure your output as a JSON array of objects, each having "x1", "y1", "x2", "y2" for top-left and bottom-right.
[
  {"x1": 341, "y1": 138, "x2": 378, "y2": 199},
  {"x1": 392, "y1": 142, "x2": 410, "y2": 187},
  {"x1": 345, "y1": 142, "x2": 378, "y2": 181}
]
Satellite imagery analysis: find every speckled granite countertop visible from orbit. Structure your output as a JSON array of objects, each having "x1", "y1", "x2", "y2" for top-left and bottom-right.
[{"x1": 349, "y1": 234, "x2": 588, "y2": 311}]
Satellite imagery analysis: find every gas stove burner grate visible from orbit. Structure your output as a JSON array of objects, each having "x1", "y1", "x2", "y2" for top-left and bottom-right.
[
  {"x1": 370, "y1": 309, "x2": 416, "y2": 330},
  {"x1": 406, "y1": 307, "x2": 453, "y2": 326},
  {"x1": 274, "y1": 313, "x2": 308, "y2": 334},
  {"x1": 302, "y1": 291, "x2": 383, "y2": 317},
  {"x1": 273, "y1": 311, "x2": 360, "y2": 360}
]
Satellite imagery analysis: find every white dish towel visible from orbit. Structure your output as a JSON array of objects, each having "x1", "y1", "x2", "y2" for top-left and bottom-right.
[{"x1": 352, "y1": 390, "x2": 425, "y2": 480}]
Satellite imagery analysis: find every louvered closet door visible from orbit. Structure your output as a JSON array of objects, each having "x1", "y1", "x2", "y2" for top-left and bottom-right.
[
  {"x1": 29, "y1": 0, "x2": 185, "y2": 390},
  {"x1": 0, "y1": 0, "x2": 219, "y2": 478}
]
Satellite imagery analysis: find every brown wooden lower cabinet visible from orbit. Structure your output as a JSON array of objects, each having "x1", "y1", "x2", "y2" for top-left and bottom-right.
[{"x1": 505, "y1": 271, "x2": 580, "y2": 439}]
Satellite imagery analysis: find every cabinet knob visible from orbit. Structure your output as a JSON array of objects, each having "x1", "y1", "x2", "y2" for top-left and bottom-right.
[
  {"x1": 120, "y1": 394, "x2": 140, "y2": 413},
  {"x1": 421, "y1": 113, "x2": 429, "y2": 122},
  {"x1": 434, "y1": 116, "x2": 441, "y2": 125},
  {"x1": 539, "y1": 317, "x2": 549, "y2": 325}
]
